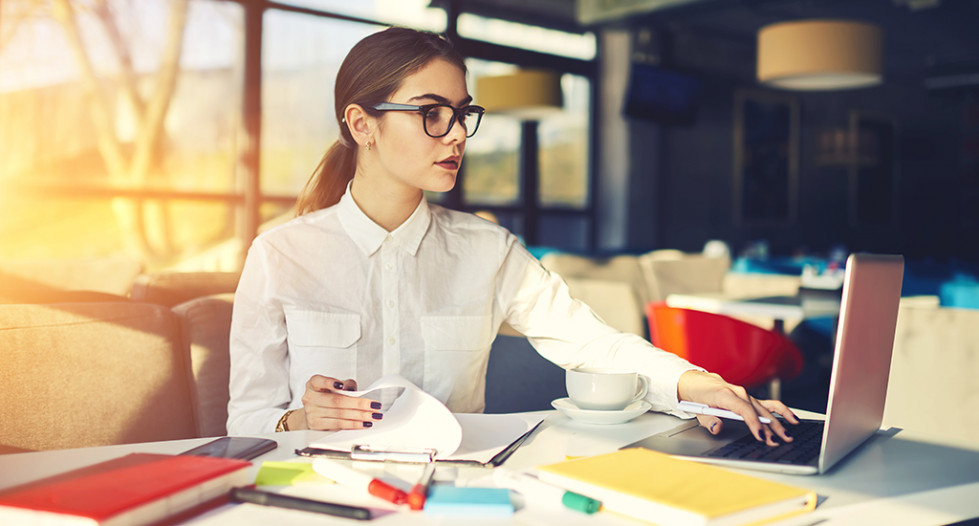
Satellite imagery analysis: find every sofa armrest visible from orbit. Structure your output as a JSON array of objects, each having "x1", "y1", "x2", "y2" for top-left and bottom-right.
[{"x1": 173, "y1": 293, "x2": 236, "y2": 438}]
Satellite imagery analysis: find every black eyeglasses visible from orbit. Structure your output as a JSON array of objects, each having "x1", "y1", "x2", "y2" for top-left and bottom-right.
[{"x1": 372, "y1": 102, "x2": 485, "y2": 138}]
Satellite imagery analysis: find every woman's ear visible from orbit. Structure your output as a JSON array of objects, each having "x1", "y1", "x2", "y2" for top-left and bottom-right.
[{"x1": 344, "y1": 104, "x2": 375, "y2": 149}]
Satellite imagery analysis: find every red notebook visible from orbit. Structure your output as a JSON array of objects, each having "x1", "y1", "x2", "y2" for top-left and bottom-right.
[{"x1": 0, "y1": 453, "x2": 253, "y2": 525}]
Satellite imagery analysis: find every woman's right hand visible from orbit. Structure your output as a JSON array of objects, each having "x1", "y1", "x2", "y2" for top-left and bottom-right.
[{"x1": 292, "y1": 375, "x2": 383, "y2": 431}]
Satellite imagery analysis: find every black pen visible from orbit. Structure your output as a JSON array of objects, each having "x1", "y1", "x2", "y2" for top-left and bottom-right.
[{"x1": 229, "y1": 486, "x2": 371, "y2": 521}]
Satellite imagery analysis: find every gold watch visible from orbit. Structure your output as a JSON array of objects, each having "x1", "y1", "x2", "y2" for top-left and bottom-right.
[{"x1": 275, "y1": 409, "x2": 297, "y2": 432}]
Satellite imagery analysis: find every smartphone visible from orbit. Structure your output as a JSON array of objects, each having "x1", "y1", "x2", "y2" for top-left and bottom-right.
[{"x1": 179, "y1": 437, "x2": 278, "y2": 460}]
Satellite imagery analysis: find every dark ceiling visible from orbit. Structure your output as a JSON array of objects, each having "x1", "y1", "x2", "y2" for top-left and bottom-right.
[{"x1": 440, "y1": 0, "x2": 979, "y2": 85}]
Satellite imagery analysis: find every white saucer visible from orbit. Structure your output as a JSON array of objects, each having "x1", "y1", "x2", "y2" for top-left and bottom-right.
[{"x1": 551, "y1": 398, "x2": 651, "y2": 425}]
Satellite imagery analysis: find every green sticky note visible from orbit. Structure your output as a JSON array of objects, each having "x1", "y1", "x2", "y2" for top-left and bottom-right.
[
  {"x1": 424, "y1": 486, "x2": 514, "y2": 516},
  {"x1": 254, "y1": 461, "x2": 331, "y2": 486}
]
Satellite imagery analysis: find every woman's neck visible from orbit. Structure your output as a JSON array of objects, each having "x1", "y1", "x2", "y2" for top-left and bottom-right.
[{"x1": 349, "y1": 174, "x2": 423, "y2": 232}]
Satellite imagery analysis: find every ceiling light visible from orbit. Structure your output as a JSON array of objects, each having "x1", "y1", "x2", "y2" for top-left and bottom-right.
[
  {"x1": 757, "y1": 20, "x2": 883, "y2": 90},
  {"x1": 475, "y1": 69, "x2": 563, "y2": 120}
]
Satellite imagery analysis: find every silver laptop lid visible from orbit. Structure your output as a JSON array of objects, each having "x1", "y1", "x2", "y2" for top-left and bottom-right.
[{"x1": 818, "y1": 253, "x2": 904, "y2": 473}]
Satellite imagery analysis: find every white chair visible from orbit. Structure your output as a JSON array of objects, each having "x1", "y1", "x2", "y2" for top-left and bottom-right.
[{"x1": 883, "y1": 300, "x2": 979, "y2": 444}]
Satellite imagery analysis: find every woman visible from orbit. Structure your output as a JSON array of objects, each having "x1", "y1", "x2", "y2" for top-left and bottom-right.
[{"x1": 227, "y1": 27, "x2": 797, "y2": 446}]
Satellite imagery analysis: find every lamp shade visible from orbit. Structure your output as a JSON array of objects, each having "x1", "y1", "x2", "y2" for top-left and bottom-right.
[
  {"x1": 757, "y1": 20, "x2": 883, "y2": 90},
  {"x1": 476, "y1": 69, "x2": 563, "y2": 120}
]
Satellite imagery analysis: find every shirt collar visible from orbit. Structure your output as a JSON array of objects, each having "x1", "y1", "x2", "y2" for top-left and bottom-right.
[{"x1": 337, "y1": 182, "x2": 431, "y2": 257}]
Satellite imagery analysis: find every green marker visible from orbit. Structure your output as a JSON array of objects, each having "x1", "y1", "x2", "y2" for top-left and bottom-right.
[{"x1": 495, "y1": 469, "x2": 602, "y2": 514}]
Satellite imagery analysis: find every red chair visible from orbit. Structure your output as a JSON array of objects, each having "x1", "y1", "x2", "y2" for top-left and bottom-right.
[{"x1": 645, "y1": 301, "x2": 803, "y2": 399}]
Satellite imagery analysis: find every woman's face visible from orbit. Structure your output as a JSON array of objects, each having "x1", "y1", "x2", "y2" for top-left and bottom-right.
[{"x1": 369, "y1": 58, "x2": 471, "y2": 195}]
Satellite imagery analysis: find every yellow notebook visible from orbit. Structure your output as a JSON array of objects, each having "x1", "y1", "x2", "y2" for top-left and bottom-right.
[{"x1": 536, "y1": 448, "x2": 816, "y2": 526}]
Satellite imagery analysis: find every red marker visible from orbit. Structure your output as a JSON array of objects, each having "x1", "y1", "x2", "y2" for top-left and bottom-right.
[
  {"x1": 312, "y1": 458, "x2": 408, "y2": 505},
  {"x1": 407, "y1": 462, "x2": 436, "y2": 510}
]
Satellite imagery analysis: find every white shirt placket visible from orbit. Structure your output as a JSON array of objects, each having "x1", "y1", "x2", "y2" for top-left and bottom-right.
[{"x1": 380, "y1": 236, "x2": 401, "y2": 378}]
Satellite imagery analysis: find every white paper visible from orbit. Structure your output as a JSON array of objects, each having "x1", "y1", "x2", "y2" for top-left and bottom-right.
[
  {"x1": 307, "y1": 375, "x2": 540, "y2": 462},
  {"x1": 308, "y1": 375, "x2": 462, "y2": 458}
]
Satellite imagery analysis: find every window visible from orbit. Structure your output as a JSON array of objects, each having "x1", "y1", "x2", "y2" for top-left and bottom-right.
[
  {"x1": 461, "y1": 59, "x2": 592, "y2": 248},
  {"x1": 0, "y1": 0, "x2": 243, "y2": 267},
  {"x1": 457, "y1": 14, "x2": 596, "y2": 60},
  {"x1": 260, "y1": 11, "x2": 379, "y2": 220},
  {"x1": 0, "y1": 1, "x2": 598, "y2": 269}
]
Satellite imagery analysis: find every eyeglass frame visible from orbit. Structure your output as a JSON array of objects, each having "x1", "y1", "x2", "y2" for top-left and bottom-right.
[{"x1": 371, "y1": 102, "x2": 485, "y2": 138}]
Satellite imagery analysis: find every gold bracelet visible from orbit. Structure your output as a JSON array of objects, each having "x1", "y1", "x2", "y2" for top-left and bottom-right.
[{"x1": 275, "y1": 409, "x2": 297, "y2": 432}]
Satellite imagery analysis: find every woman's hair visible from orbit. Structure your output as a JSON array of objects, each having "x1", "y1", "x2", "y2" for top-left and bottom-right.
[{"x1": 294, "y1": 27, "x2": 467, "y2": 215}]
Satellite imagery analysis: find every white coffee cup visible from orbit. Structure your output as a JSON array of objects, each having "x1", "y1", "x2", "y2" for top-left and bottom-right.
[{"x1": 565, "y1": 368, "x2": 649, "y2": 411}]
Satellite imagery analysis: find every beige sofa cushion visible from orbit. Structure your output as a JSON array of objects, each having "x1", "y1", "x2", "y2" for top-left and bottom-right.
[
  {"x1": 173, "y1": 293, "x2": 235, "y2": 438},
  {"x1": 0, "y1": 302, "x2": 197, "y2": 450}
]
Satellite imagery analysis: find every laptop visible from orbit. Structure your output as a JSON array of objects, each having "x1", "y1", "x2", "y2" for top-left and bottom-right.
[{"x1": 626, "y1": 253, "x2": 905, "y2": 475}]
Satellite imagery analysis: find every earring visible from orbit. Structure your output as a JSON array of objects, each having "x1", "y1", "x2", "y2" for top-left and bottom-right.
[{"x1": 365, "y1": 140, "x2": 372, "y2": 151}]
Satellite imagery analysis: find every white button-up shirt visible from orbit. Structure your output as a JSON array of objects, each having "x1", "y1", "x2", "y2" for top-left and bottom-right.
[{"x1": 227, "y1": 187, "x2": 700, "y2": 435}]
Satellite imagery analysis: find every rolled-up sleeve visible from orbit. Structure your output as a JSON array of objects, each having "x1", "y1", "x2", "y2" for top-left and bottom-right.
[{"x1": 227, "y1": 241, "x2": 293, "y2": 435}]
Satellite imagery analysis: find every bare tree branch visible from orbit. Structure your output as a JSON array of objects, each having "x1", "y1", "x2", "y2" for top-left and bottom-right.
[
  {"x1": 91, "y1": 0, "x2": 146, "y2": 122},
  {"x1": 50, "y1": 0, "x2": 128, "y2": 182},
  {"x1": 129, "y1": 0, "x2": 187, "y2": 183}
]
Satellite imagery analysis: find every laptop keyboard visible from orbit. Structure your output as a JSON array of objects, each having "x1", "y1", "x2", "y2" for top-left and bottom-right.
[{"x1": 706, "y1": 420, "x2": 825, "y2": 465}]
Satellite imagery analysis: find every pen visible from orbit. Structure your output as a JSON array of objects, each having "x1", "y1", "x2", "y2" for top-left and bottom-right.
[
  {"x1": 493, "y1": 469, "x2": 601, "y2": 514},
  {"x1": 677, "y1": 401, "x2": 773, "y2": 424},
  {"x1": 229, "y1": 486, "x2": 371, "y2": 521},
  {"x1": 406, "y1": 461, "x2": 436, "y2": 510},
  {"x1": 312, "y1": 458, "x2": 408, "y2": 505}
]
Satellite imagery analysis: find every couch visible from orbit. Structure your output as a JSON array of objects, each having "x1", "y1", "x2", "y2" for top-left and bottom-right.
[{"x1": 0, "y1": 264, "x2": 242, "y2": 451}]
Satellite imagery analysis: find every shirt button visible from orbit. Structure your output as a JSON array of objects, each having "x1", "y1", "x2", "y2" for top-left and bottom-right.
[
  {"x1": 385, "y1": 262, "x2": 394, "y2": 270},
  {"x1": 387, "y1": 337, "x2": 396, "y2": 345},
  {"x1": 387, "y1": 300, "x2": 395, "y2": 308}
]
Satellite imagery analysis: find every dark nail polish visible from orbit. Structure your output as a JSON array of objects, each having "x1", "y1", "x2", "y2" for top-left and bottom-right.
[
  {"x1": 334, "y1": 381, "x2": 344, "y2": 389},
  {"x1": 362, "y1": 421, "x2": 373, "y2": 428},
  {"x1": 371, "y1": 401, "x2": 382, "y2": 410},
  {"x1": 372, "y1": 412, "x2": 383, "y2": 420}
]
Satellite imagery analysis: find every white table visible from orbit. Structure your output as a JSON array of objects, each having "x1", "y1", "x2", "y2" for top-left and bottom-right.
[
  {"x1": 666, "y1": 292, "x2": 841, "y2": 333},
  {"x1": 3, "y1": 411, "x2": 978, "y2": 525}
]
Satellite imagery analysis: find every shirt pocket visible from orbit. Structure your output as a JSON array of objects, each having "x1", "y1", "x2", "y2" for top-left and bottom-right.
[
  {"x1": 420, "y1": 315, "x2": 493, "y2": 398},
  {"x1": 284, "y1": 308, "x2": 361, "y2": 382}
]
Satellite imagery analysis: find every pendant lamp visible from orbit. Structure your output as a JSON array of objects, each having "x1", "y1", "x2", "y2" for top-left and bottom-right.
[
  {"x1": 475, "y1": 69, "x2": 563, "y2": 120},
  {"x1": 757, "y1": 20, "x2": 883, "y2": 90}
]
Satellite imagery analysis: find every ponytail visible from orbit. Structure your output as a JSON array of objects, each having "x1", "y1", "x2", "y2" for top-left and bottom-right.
[{"x1": 294, "y1": 140, "x2": 355, "y2": 215}]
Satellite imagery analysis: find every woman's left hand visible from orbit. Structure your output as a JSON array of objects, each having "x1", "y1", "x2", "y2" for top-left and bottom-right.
[{"x1": 677, "y1": 370, "x2": 800, "y2": 446}]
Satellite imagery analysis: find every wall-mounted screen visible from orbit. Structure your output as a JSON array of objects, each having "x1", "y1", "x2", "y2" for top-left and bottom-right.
[{"x1": 624, "y1": 63, "x2": 702, "y2": 125}]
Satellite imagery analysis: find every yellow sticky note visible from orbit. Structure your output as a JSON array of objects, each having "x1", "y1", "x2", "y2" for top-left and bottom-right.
[{"x1": 254, "y1": 461, "x2": 332, "y2": 486}]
